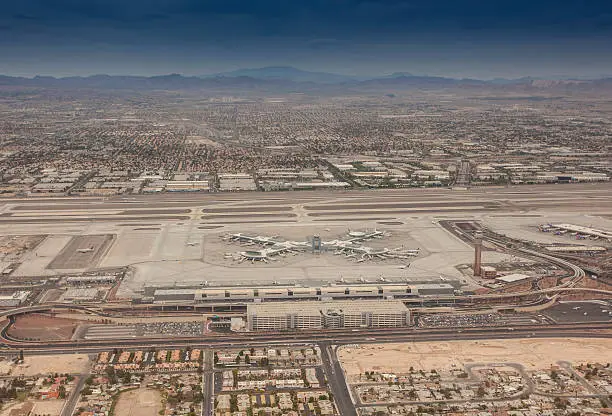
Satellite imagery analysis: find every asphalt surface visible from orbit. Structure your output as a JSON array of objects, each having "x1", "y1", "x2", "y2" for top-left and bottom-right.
[
  {"x1": 543, "y1": 300, "x2": 612, "y2": 323},
  {"x1": 61, "y1": 373, "x2": 87, "y2": 416},
  {"x1": 2, "y1": 183, "x2": 611, "y2": 225},
  {"x1": 1, "y1": 324, "x2": 610, "y2": 357},
  {"x1": 320, "y1": 343, "x2": 357, "y2": 416},
  {"x1": 202, "y1": 350, "x2": 214, "y2": 416}
]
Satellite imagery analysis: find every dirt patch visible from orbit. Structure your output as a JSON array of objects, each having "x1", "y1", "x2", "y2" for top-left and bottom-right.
[
  {"x1": 32, "y1": 400, "x2": 66, "y2": 416},
  {"x1": 7, "y1": 313, "x2": 78, "y2": 341},
  {"x1": 0, "y1": 354, "x2": 89, "y2": 376},
  {"x1": 114, "y1": 388, "x2": 162, "y2": 416},
  {"x1": 0, "y1": 235, "x2": 46, "y2": 263},
  {"x1": 338, "y1": 338, "x2": 612, "y2": 375}
]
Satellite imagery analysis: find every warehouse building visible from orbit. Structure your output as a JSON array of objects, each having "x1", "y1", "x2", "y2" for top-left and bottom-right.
[
  {"x1": 0, "y1": 291, "x2": 30, "y2": 307},
  {"x1": 247, "y1": 300, "x2": 410, "y2": 331},
  {"x1": 61, "y1": 288, "x2": 99, "y2": 302}
]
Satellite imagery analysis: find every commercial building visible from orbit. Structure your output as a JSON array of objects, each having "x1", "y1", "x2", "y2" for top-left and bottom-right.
[
  {"x1": 66, "y1": 275, "x2": 117, "y2": 285},
  {"x1": 165, "y1": 180, "x2": 210, "y2": 192},
  {"x1": 480, "y1": 266, "x2": 498, "y2": 279},
  {"x1": 495, "y1": 274, "x2": 531, "y2": 284},
  {"x1": 551, "y1": 224, "x2": 612, "y2": 241},
  {"x1": 61, "y1": 288, "x2": 99, "y2": 302},
  {"x1": 545, "y1": 245, "x2": 607, "y2": 253},
  {"x1": 247, "y1": 300, "x2": 410, "y2": 331},
  {"x1": 0, "y1": 291, "x2": 30, "y2": 307},
  {"x1": 410, "y1": 283, "x2": 455, "y2": 296}
]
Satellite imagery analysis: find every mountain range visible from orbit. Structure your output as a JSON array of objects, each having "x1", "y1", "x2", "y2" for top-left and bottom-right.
[{"x1": 0, "y1": 67, "x2": 610, "y2": 91}]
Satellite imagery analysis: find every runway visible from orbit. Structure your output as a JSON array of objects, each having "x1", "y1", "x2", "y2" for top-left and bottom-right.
[
  {"x1": 1, "y1": 183, "x2": 610, "y2": 225},
  {"x1": 1, "y1": 182, "x2": 610, "y2": 293}
]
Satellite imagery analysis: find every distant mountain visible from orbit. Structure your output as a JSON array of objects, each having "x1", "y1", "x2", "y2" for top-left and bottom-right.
[
  {"x1": 0, "y1": 74, "x2": 278, "y2": 90},
  {"x1": 205, "y1": 66, "x2": 359, "y2": 84},
  {"x1": 1, "y1": 71, "x2": 611, "y2": 92},
  {"x1": 381, "y1": 72, "x2": 415, "y2": 78}
]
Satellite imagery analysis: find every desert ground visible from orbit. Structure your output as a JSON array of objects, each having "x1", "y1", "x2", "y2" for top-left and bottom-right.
[
  {"x1": 0, "y1": 354, "x2": 90, "y2": 376},
  {"x1": 7, "y1": 313, "x2": 78, "y2": 341},
  {"x1": 0, "y1": 400, "x2": 65, "y2": 416},
  {"x1": 338, "y1": 337, "x2": 612, "y2": 376},
  {"x1": 114, "y1": 388, "x2": 162, "y2": 416}
]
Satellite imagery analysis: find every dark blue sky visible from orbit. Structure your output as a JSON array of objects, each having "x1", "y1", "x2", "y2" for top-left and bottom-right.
[{"x1": 1, "y1": 0, "x2": 611, "y2": 78}]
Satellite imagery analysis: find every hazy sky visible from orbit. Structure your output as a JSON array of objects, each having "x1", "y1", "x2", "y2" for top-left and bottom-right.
[{"x1": 1, "y1": 0, "x2": 611, "y2": 78}]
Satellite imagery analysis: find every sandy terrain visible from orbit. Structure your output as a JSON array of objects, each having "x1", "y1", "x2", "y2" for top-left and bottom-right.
[
  {"x1": 0, "y1": 401, "x2": 63, "y2": 416},
  {"x1": 13, "y1": 235, "x2": 71, "y2": 276},
  {"x1": 0, "y1": 235, "x2": 46, "y2": 263},
  {"x1": 338, "y1": 338, "x2": 612, "y2": 375},
  {"x1": 114, "y1": 388, "x2": 162, "y2": 416},
  {"x1": 8, "y1": 313, "x2": 77, "y2": 341},
  {"x1": 31, "y1": 400, "x2": 66, "y2": 416},
  {"x1": 0, "y1": 354, "x2": 89, "y2": 376}
]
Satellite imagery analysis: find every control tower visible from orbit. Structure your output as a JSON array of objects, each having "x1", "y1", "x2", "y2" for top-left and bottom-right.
[
  {"x1": 312, "y1": 235, "x2": 322, "y2": 253},
  {"x1": 473, "y1": 231, "x2": 483, "y2": 276}
]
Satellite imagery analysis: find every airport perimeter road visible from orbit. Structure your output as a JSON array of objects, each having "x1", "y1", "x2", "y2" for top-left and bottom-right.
[
  {"x1": 202, "y1": 350, "x2": 214, "y2": 416},
  {"x1": 320, "y1": 343, "x2": 357, "y2": 416}
]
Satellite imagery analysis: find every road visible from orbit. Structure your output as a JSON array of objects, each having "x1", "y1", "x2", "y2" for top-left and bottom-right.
[
  {"x1": 1, "y1": 323, "x2": 611, "y2": 356},
  {"x1": 558, "y1": 361, "x2": 612, "y2": 407},
  {"x1": 61, "y1": 373, "x2": 87, "y2": 416},
  {"x1": 320, "y1": 343, "x2": 357, "y2": 416},
  {"x1": 202, "y1": 349, "x2": 214, "y2": 416}
]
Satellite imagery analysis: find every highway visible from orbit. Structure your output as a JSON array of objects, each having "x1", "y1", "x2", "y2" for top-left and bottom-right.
[{"x1": 2, "y1": 322, "x2": 610, "y2": 356}]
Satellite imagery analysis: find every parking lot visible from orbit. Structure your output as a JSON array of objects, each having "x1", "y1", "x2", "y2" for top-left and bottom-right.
[
  {"x1": 417, "y1": 312, "x2": 548, "y2": 328},
  {"x1": 543, "y1": 301, "x2": 612, "y2": 323}
]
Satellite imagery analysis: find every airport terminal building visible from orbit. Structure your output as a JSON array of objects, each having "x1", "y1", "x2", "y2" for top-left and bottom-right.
[
  {"x1": 147, "y1": 282, "x2": 457, "y2": 304},
  {"x1": 247, "y1": 300, "x2": 411, "y2": 331}
]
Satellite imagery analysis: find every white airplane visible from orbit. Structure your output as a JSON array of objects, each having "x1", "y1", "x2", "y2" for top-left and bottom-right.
[
  {"x1": 186, "y1": 242, "x2": 199, "y2": 246},
  {"x1": 77, "y1": 247, "x2": 94, "y2": 253}
]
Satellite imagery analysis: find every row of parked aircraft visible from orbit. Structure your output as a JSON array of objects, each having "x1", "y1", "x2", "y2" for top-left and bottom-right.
[{"x1": 222, "y1": 229, "x2": 420, "y2": 263}]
